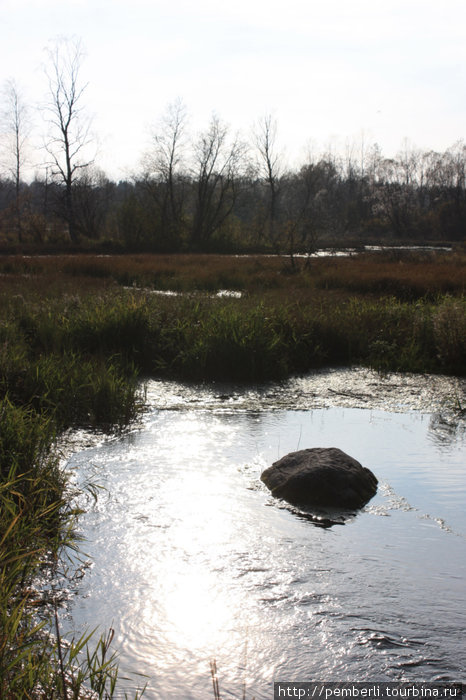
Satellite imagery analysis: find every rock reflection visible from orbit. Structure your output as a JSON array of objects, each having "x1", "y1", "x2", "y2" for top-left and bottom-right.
[
  {"x1": 290, "y1": 510, "x2": 348, "y2": 528},
  {"x1": 269, "y1": 501, "x2": 355, "y2": 528}
]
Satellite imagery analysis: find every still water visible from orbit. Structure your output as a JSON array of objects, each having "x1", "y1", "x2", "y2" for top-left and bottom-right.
[{"x1": 64, "y1": 370, "x2": 466, "y2": 699}]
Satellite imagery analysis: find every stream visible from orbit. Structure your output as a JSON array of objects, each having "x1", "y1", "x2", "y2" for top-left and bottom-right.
[{"x1": 61, "y1": 368, "x2": 466, "y2": 699}]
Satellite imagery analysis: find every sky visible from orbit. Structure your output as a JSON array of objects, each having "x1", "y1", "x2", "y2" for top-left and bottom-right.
[{"x1": 1, "y1": 0, "x2": 465, "y2": 179}]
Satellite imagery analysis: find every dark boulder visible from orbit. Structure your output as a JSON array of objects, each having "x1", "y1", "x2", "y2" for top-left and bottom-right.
[{"x1": 260, "y1": 447, "x2": 377, "y2": 510}]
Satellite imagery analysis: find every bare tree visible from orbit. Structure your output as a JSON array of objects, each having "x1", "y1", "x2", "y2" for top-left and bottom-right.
[
  {"x1": 42, "y1": 37, "x2": 94, "y2": 243},
  {"x1": 73, "y1": 166, "x2": 114, "y2": 239},
  {"x1": 252, "y1": 114, "x2": 283, "y2": 248},
  {"x1": 1, "y1": 78, "x2": 32, "y2": 241},
  {"x1": 283, "y1": 158, "x2": 342, "y2": 268},
  {"x1": 191, "y1": 115, "x2": 247, "y2": 249},
  {"x1": 142, "y1": 98, "x2": 188, "y2": 248}
]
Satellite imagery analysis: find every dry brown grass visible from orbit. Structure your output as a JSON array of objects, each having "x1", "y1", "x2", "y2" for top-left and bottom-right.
[
  {"x1": 0, "y1": 253, "x2": 284, "y2": 292},
  {"x1": 0, "y1": 250, "x2": 464, "y2": 300},
  {"x1": 314, "y1": 251, "x2": 466, "y2": 299}
]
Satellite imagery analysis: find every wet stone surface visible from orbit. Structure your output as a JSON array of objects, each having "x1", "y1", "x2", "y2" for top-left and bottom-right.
[{"x1": 261, "y1": 447, "x2": 378, "y2": 509}]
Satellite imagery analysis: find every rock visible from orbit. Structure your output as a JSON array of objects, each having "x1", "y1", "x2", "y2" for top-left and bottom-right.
[{"x1": 260, "y1": 447, "x2": 377, "y2": 510}]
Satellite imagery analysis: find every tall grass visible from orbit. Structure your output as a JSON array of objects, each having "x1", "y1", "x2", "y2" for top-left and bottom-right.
[
  {"x1": 1, "y1": 293, "x2": 144, "y2": 430},
  {"x1": 129, "y1": 292, "x2": 465, "y2": 378},
  {"x1": 2, "y1": 285, "x2": 464, "y2": 384},
  {"x1": 0, "y1": 294, "x2": 146, "y2": 695},
  {"x1": 314, "y1": 251, "x2": 465, "y2": 300}
]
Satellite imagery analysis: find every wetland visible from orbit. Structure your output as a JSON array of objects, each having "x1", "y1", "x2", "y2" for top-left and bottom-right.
[{"x1": 1, "y1": 250, "x2": 464, "y2": 698}]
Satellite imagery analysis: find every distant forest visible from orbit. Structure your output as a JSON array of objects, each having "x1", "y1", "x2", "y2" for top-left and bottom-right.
[
  {"x1": 1, "y1": 136, "x2": 466, "y2": 253},
  {"x1": 1, "y1": 39, "x2": 465, "y2": 253}
]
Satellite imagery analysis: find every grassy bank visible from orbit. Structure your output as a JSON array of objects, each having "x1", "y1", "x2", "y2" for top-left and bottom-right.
[
  {"x1": 0, "y1": 398, "x2": 147, "y2": 698},
  {"x1": 1, "y1": 254, "x2": 464, "y2": 382},
  {"x1": 0, "y1": 250, "x2": 464, "y2": 696},
  {"x1": 0, "y1": 268, "x2": 146, "y2": 694}
]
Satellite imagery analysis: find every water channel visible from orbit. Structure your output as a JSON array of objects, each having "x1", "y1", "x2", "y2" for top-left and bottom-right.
[{"x1": 62, "y1": 368, "x2": 466, "y2": 699}]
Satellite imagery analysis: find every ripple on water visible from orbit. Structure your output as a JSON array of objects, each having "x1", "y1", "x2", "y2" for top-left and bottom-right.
[
  {"x1": 144, "y1": 367, "x2": 465, "y2": 415},
  {"x1": 62, "y1": 371, "x2": 466, "y2": 698}
]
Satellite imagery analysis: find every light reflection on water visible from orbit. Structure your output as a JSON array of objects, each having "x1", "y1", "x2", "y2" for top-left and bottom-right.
[{"x1": 64, "y1": 377, "x2": 466, "y2": 699}]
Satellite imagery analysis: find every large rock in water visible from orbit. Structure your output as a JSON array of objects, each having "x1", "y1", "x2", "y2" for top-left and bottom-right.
[{"x1": 261, "y1": 447, "x2": 377, "y2": 510}]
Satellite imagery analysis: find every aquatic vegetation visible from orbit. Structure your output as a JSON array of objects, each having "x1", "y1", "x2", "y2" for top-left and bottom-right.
[{"x1": 432, "y1": 296, "x2": 466, "y2": 374}]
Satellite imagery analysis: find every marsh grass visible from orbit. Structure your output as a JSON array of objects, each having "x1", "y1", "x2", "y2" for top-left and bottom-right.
[
  {"x1": 1, "y1": 346, "x2": 141, "y2": 431},
  {"x1": 432, "y1": 296, "x2": 466, "y2": 374},
  {"x1": 0, "y1": 296, "x2": 145, "y2": 696},
  {"x1": 210, "y1": 658, "x2": 255, "y2": 700},
  {"x1": 315, "y1": 252, "x2": 465, "y2": 300},
  {"x1": 137, "y1": 292, "x2": 464, "y2": 378},
  {"x1": 1, "y1": 272, "x2": 464, "y2": 385},
  {"x1": 1, "y1": 291, "x2": 144, "y2": 430},
  {"x1": 0, "y1": 250, "x2": 464, "y2": 298}
]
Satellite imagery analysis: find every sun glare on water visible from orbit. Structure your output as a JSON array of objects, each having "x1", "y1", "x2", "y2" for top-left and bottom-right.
[{"x1": 121, "y1": 414, "x2": 249, "y2": 661}]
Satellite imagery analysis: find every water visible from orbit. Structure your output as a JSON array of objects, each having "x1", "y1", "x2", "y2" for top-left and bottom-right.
[{"x1": 63, "y1": 370, "x2": 466, "y2": 699}]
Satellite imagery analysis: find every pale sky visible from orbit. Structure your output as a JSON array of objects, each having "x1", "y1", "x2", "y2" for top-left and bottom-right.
[{"x1": 1, "y1": 0, "x2": 465, "y2": 179}]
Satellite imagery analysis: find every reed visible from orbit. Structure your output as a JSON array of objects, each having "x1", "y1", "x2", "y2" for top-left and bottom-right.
[
  {"x1": 1, "y1": 292, "x2": 144, "y2": 430},
  {"x1": 432, "y1": 296, "x2": 466, "y2": 374},
  {"x1": 128, "y1": 292, "x2": 465, "y2": 378},
  {"x1": 2, "y1": 281, "x2": 464, "y2": 385},
  {"x1": 315, "y1": 252, "x2": 465, "y2": 300}
]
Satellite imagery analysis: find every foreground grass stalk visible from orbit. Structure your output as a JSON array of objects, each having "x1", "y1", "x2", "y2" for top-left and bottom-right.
[
  {"x1": 54, "y1": 605, "x2": 68, "y2": 700},
  {"x1": 211, "y1": 659, "x2": 221, "y2": 700}
]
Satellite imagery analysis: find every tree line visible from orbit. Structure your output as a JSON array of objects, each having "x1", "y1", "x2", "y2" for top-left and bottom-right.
[{"x1": 1, "y1": 38, "x2": 465, "y2": 253}]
